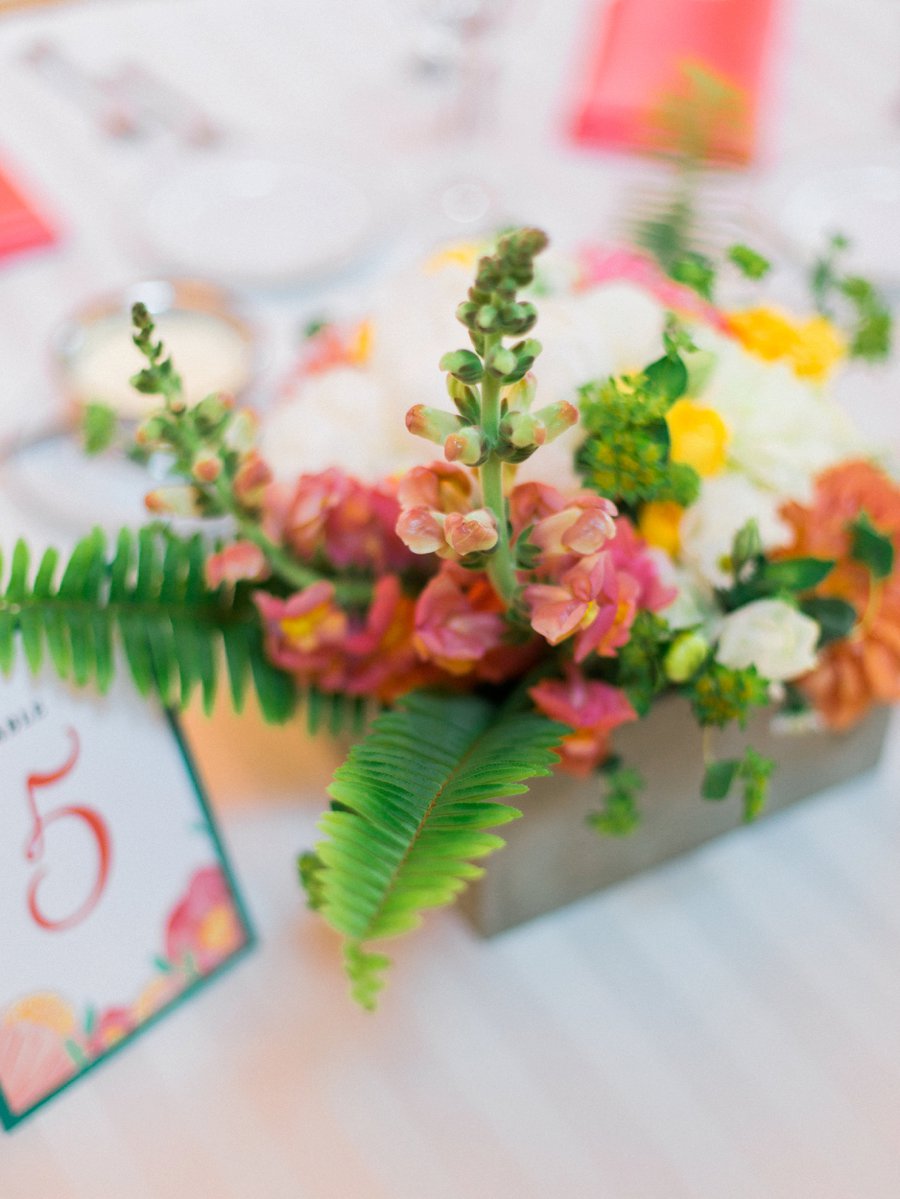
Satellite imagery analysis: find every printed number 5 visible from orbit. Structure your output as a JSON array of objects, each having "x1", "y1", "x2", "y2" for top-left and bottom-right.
[{"x1": 24, "y1": 728, "x2": 112, "y2": 932}]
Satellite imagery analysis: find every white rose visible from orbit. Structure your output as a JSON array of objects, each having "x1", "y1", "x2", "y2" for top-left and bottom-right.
[
  {"x1": 715, "y1": 598, "x2": 820, "y2": 682},
  {"x1": 679, "y1": 473, "x2": 794, "y2": 590}
]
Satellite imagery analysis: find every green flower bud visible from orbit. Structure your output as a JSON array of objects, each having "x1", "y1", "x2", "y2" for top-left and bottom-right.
[
  {"x1": 664, "y1": 630, "x2": 710, "y2": 683},
  {"x1": 455, "y1": 301, "x2": 480, "y2": 330},
  {"x1": 504, "y1": 373, "x2": 536, "y2": 411},
  {"x1": 406, "y1": 404, "x2": 463, "y2": 445},
  {"x1": 446, "y1": 377, "x2": 480, "y2": 423},
  {"x1": 439, "y1": 349, "x2": 483, "y2": 383},
  {"x1": 501, "y1": 410, "x2": 543, "y2": 449},
  {"x1": 444, "y1": 425, "x2": 488, "y2": 466},
  {"x1": 476, "y1": 305, "x2": 499, "y2": 331},
  {"x1": 532, "y1": 401, "x2": 578, "y2": 443},
  {"x1": 194, "y1": 392, "x2": 233, "y2": 431},
  {"x1": 485, "y1": 345, "x2": 517, "y2": 378},
  {"x1": 134, "y1": 415, "x2": 166, "y2": 446}
]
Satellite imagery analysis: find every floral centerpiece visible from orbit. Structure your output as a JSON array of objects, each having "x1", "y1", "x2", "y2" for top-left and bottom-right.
[{"x1": 2, "y1": 228, "x2": 896, "y2": 1007}]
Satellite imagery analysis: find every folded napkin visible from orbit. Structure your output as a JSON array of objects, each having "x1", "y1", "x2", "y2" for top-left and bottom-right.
[
  {"x1": 0, "y1": 163, "x2": 58, "y2": 262},
  {"x1": 571, "y1": 0, "x2": 778, "y2": 164}
]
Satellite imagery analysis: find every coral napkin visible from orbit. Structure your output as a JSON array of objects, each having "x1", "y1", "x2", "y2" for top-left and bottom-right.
[
  {"x1": 571, "y1": 0, "x2": 778, "y2": 164},
  {"x1": 0, "y1": 164, "x2": 57, "y2": 262}
]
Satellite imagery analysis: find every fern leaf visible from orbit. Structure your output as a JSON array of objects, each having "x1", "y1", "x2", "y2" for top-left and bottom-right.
[
  {"x1": 0, "y1": 527, "x2": 298, "y2": 723},
  {"x1": 310, "y1": 691, "x2": 566, "y2": 1008}
]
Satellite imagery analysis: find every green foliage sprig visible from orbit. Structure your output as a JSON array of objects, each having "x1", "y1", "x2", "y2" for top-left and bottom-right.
[
  {"x1": 301, "y1": 691, "x2": 567, "y2": 1008},
  {"x1": 589, "y1": 764, "x2": 644, "y2": 837},
  {"x1": 576, "y1": 361, "x2": 700, "y2": 509},
  {"x1": 702, "y1": 746, "x2": 775, "y2": 822},
  {"x1": 0, "y1": 527, "x2": 293, "y2": 720},
  {"x1": 811, "y1": 235, "x2": 892, "y2": 362}
]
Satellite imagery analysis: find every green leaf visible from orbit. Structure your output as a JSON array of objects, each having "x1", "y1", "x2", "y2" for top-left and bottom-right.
[
  {"x1": 310, "y1": 691, "x2": 566, "y2": 1008},
  {"x1": 739, "y1": 748, "x2": 775, "y2": 822},
  {"x1": 800, "y1": 596, "x2": 857, "y2": 646},
  {"x1": 298, "y1": 851, "x2": 326, "y2": 911},
  {"x1": 0, "y1": 527, "x2": 296, "y2": 722},
  {"x1": 758, "y1": 557, "x2": 835, "y2": 592},
  {"x1": 589, "y1": 765, "x2": 644, "y2": 836},
  {"x1": 727, "y1": 244, "x2": 771, "y2": 279},
  {"x1": 82, "y1": 402, "x2": 119, "y2": 455},
  {"x1": 848, "y1": 512, "x2": 895, "y2": 580},
  {"x1": 669, "y1": 252, "x2": 716, "y2": 301},
  {"x1": 701, "y1": 758, "x2": 740, "y2": 800},
  {"x1": 731, "y1": 519, "x2": 762, "y2": 579},
  {"x1": 644, "y1": 353, "x2": 688, "y2": 402}
]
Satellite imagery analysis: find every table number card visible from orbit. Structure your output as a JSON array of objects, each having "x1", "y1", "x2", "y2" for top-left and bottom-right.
[{"x1": 0, "y1": 663, "x2": 254, "y2": 1130}]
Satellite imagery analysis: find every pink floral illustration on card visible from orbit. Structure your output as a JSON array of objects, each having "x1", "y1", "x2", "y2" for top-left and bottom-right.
[{"x1": 0, "y1": 864, "x2": 246, "y2": 1119}]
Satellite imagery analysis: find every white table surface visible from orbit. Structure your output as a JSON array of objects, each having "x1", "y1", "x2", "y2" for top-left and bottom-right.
[{"x1": 3, "y1": 1, "x2": 900, "y2": 1196}]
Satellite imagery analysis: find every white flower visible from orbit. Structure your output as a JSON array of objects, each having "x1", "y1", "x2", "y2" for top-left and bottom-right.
[
  {"x1": 679, "y1": 473, "x2": 794, "y2": 589},
  {"x1": 657, "y1": 561, "x2": 719, "y2": 631},
  {"x1": 715, "y1": 599, "x2": 820, "y2": 682},
  {"x1": 260, "y1": 368, "x2": 429, "y2": 481},
  {"x1": 692, "y1": 330, "x2": 865, "y2": 502}
]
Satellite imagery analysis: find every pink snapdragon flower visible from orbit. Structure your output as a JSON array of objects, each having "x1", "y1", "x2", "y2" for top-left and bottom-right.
[
  {"x1": 233, "y1": 451, "x2": 273, "y2": 510},
  {"x1": 255, "y1": 582, "x2": 348, "y2": 677},
  {"x1": 263, "y1": 469, "x2": 344, "y2": 558},
  {"x1": 338, "y1": 576, "x2": 439, "y2": 701},
  {"x1": 523, "y1": 553, "x2": 614, "y2": 648},
  {"x1": 607, "y1": 517, "x2": 678, "y2": 613},
  {"x1": 413, "y1": 563, "x2": 508, "y2": 675},
  {"x1": 256, "y1": 576, "x2": 438, "y2": 701},
  {"x1": 509, "y1": 481, "x2": 617, "y2": 564},
  {"x1": 263, "y1": 468, "x2": 414, "y2": 574},
  {"x1": 530, "y1": 667, "x2": 637, "y2": 776},
  {"x1": 206, "y1": 540, "x2": 269, "y2": 588},
  {"x1": 396, "y1": 461, "x2": 497, "y2": 560}
]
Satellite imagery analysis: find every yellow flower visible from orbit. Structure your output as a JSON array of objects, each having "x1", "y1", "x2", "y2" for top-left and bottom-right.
[
  {"x1": 424, "y1": 242, "x2": 481, "y2": 274},
  {"x1": 666, "y1": 398, "x2": 729, "y2": 477},
  {"x1": 639, "y1": 501, "x2": 684, "y2": 556},
  {"x1": 347, "y1": 319, "x2": 374, "y2": 366},
  {"x1": 790, "y1": 315, "x2": 845, "y2": 382},
  {"x1": 727, "y1": 306, "x2": 844, "y2": 382}
]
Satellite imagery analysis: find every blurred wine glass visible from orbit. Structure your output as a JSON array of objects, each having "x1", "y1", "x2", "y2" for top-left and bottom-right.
[{"x1": 401, "y1": 0, "x2": 516, "y2": 233}]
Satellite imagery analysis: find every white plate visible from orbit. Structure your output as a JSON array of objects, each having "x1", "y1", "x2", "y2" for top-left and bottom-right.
[{"x1": 139, "y1": 153, "x2": 377, "y2": 290}]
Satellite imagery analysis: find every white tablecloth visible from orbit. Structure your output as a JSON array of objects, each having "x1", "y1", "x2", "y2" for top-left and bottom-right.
[{"x1": 2, "y1": 1, "x2": 900, "y2": 1196}]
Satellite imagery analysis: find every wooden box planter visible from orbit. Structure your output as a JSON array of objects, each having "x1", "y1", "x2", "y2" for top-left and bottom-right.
[{"x1": 459, "y1": 697, "x2": 891, "y2": 937}]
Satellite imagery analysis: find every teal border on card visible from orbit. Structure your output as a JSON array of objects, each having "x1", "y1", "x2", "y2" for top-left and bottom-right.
[{"x1": 0, "y1": 710, "x2": 257, "y2": 1133}]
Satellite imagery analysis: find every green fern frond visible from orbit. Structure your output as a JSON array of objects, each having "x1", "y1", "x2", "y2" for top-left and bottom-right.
[
  {"x1": 310, "y1": 691, "x2": 567, "y2": 1008},
  {"x1": 0, "y1": 527, "x2": 297, "y2": 723}
]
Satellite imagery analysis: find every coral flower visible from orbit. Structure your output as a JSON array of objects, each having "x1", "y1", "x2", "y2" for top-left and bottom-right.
[
  {"x1": 263, "y1": 469, "x2": 347, "y2": 559},
  {"x1": 509, "y1": 481, "x2": 617, "y2": 557},
  {"x1": 341, "y1": 576, "x2": 439, "y2": 701},
  {"x1": 779, "y1": 460, "x2": 900, "y2": 728},
  {"x1": 255, "y1": 582, "x2": 348, "y2": 675},
  {"x1": 530, "y1": 667, "x2": 637, "y2": 776},
  {"x1": 413, "y1": 563, "x2": 508, "y2": 675},
  {"x1": 206, "y1": 540, "x2": 269, "y2": 587},
  {"x1": 524, "y1": 553, "x2": 613, "y2": 648}
]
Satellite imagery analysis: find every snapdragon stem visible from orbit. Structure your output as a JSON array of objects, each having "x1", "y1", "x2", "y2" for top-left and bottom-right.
[
  {"x1": 235, "y1": 519, "x2": 372, "y2": 605},
  {"x1": 479, "y1": 329, "x2": 519, "y2": 606}
]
